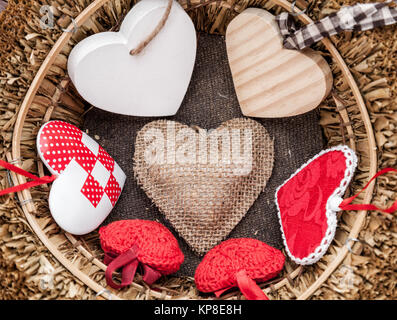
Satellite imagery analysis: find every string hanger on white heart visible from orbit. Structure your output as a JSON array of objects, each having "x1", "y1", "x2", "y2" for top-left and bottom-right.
[
  {"x1": 276, "y1": 1, "x2": 397, "y2": 50},
  {"x1": 129, "y1": 0, "x2": 173, "y2": 55}
]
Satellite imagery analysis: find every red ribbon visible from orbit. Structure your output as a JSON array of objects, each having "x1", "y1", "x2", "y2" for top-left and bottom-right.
[
  {"x1": 214, "y1": 269, "x2": 269, "y2": 300},
  {"x1": 0, "y1": 159, "x2": 57, "y2": 196},
  {"x1": 104, "y1": 244, "x2": 162, "y2": 289},
  {"x1": 236, "y1": 270, "x2": 269, "y2": 300},
  {"x1": 339, "y1": 168, "x2": 397, "y2": 214}
]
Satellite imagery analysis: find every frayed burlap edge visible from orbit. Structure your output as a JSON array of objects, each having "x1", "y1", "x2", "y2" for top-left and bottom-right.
[{"x1": 0, "y1": 0, "x2": 396, "y2": 299}]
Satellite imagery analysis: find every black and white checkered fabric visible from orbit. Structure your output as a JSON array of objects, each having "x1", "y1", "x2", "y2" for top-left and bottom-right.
[{"x1": 276, "y1": 1, "x2": 397, "y2": 50}]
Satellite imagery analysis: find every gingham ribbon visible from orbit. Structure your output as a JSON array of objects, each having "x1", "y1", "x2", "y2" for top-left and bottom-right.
[{"x1": 276, "y1": 1, "x2": 397, "y2": 50}]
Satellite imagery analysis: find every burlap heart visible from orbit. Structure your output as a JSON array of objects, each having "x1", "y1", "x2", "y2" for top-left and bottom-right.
[{"x1": 133, "y1": 118, "x2": 274, "y2": 255}]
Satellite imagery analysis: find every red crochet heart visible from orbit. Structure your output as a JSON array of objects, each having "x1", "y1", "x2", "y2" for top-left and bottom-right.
[
  {"x1": 276, "y1": 146, "x2": 357, "y2": 265},
  {"x1": 99, "y1": 220, "x2": 184, "y2": 289},
  {"x1": 195, "y1": 238, "x2": 285, "y2": 300}
]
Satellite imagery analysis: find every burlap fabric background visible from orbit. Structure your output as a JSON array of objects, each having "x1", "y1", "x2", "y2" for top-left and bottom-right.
[{"x1": 84, "y1": 33, "x2": 325, "y2": 276}]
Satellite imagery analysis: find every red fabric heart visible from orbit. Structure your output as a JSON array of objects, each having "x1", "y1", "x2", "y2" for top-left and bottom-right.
[
  {"x1": 194, "y1": 238, "x2": 285, "y2": 300},
  {"x1": 276, "y1": 146, "x2": 357, "y2": 265},
  {"x1": 99, "y1": 220, "x2": 184, "y2": 289}
]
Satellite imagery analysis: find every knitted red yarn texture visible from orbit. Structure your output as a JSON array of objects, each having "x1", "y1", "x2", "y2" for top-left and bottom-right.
[
  {"x1": 99, "y1": 220, "x2": 184, "y2": 275},
  {"x1": 194, "y1": 238, "x2": 285, "y2": 294}
]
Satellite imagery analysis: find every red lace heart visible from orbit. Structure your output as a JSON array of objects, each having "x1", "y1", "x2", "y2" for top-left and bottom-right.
[
  {"x1": 276, "y1": 146, "x2": 356, "y2": 265},
  {"x1": 276, "y1": 145, "x2": 397, "y2": 265}
]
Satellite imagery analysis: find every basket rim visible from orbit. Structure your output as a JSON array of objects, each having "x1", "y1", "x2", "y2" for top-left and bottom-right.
[{"x1": 7, "y1": 0, "x2": 378, "y2": 300}]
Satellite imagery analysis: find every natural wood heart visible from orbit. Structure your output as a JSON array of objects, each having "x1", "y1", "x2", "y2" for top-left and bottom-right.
[
  {"x1": 133, "y1": 118, "x2": 274, "y2": 255},
  {"x1": 226, "y1": 8, "x2": 333, "y2": 118}
]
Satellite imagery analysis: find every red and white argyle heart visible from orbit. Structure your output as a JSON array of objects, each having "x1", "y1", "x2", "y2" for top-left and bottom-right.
[
  {"x1": 275, "y1": 145, "x2": 357, "y2": 265},
  {"x1": 37, "y1": 120, "x2": 126, "y2": 234}
]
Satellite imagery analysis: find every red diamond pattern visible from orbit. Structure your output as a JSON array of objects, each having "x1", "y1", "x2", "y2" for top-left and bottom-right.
[
  {"x1": 98, "y1": 146, "x2": 115, "y2": 172},
  {"x1": 105, "y1": 174, "x2": 122, "y2": 206},
  {"x1": 81, "y1": 175, "x2": 104, "y2": 208}
]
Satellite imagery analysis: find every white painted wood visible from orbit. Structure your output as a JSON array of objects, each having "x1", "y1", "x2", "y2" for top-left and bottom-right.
[{"x1": 68, "y1": 0, "x2": 196, "y2": 116}]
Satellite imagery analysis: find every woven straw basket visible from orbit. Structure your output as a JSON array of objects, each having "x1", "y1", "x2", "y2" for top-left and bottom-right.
[{"x1": 1, "y1": 0, "x2": 396, "y2": 300}]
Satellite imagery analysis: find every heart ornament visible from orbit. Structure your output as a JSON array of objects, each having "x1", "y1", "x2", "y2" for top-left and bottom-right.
[
  {"x1": 68, "y1": 0, "x2": 196, "y2": 116},
  {"x1": 226, "y1": 8, "x2": 333, "y2": 118},
  {"x1": 99, "y1": 220, "x2": 184, "y2": 289},
  {"x1": 195, "y1": 238, "x2": 285, "y2": 300},
  {"x1": 275, "y1": 145, "x2": 357, "y2": 265},
  {"x1": 37, "y1": 120, "x2": 126, "y2": 235},
  {"x1": 133, "y1": 118, "x2": 274, "y2": 254}
]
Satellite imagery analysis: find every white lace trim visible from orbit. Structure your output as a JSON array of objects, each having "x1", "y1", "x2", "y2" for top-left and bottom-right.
[{"x1": 275, "y1": 145, "x2": 358, "y2": 265}]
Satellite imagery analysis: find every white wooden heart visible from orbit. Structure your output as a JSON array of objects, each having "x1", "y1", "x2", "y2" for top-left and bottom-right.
[
  {"x1": 226, "y1": 8, "x2": 333, "y2": 118},
  {"x1": 68, "y1": 0, "x2": 197, "y2": 116},
  {"x1": 37, "y1": 121, "x2": 126, "y2": 235}
]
